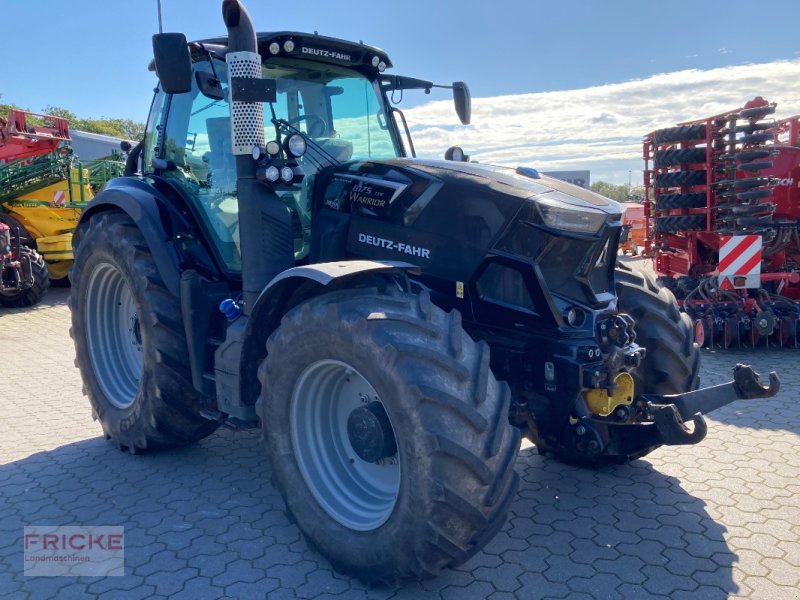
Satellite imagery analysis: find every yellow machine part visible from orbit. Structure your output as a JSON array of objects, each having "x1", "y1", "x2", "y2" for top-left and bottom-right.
[
  {"x1": 3, "y1": 169, "x2": 94, "y2": 255},
  {"x1": 37, "y1": 233, "x2": 74, "y2": 261},
  {"x1": 44, "y1": 258, "x2": 72, "y2": 281},
  {"x1": 584, "y1": 372, "x2": 635, "y2": 417}
]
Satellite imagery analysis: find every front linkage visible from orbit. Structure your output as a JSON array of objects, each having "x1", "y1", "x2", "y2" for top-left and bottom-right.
[{"x1": 572, "y1": 364, "x2": 780, "y2": 459}]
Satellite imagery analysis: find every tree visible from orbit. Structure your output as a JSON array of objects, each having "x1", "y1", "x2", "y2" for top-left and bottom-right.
[{"x1": 591, "y1": 181, "x2": 645, "y2": 203}]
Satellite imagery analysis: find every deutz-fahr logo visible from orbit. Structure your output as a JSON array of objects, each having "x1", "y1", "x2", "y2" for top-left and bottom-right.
[{"x1": 301, "y1": 46, "x2": 352, "y2": 62}]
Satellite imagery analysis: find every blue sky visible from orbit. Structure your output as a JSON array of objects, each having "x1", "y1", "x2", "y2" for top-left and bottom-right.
[{"x1": 3, "y1": 0, "x2": 799, "y2": 183}]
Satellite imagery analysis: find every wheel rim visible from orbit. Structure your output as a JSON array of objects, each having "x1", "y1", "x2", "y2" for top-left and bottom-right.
[
  {"x1": 85, "y1": 262, "x2": 142, "y2": 409},
  {"x1": 290, "y1": 359, "x2": 400, "y2": 531}
]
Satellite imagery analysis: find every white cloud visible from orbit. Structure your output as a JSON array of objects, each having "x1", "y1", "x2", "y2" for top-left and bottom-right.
[{"x1": 403, "y1": 59, "x2": 800, "y2": 184}]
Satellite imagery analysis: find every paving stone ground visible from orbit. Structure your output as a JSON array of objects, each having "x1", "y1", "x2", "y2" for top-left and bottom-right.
[{"x1": 1, "y1": 284, "x2": 798, "y2": 599}]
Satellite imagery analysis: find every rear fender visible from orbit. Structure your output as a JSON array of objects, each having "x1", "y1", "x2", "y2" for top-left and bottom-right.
[{"x1": 76, "y1": 177, "x2": 218, "y2": 296}]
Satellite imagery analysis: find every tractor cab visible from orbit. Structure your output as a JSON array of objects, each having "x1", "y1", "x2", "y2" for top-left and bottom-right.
[{"x1": 144, "y1": 32, "x2": 466, "y2": 273}]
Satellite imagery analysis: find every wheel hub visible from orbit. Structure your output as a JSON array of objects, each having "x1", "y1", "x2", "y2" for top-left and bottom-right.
[{"x1": 347, "y1": 401, "x2": 397, "y2": 463}]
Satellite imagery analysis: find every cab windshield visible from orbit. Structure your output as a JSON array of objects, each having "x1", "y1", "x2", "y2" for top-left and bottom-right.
[{"x1": 158, "y1": 57, "x2": 400, "y2": 271}]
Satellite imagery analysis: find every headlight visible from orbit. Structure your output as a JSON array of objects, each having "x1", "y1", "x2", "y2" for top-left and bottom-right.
[
  {"x1": 280, "y1": 166, "x2": 294, "y2": 183},
  {"x1": 285, "y1": 134, "x2": 307, "y2": 157},
  {"x1": 535, "y1": 196, "x2": 607, "y2": 234},
  {"x1": 264, "y1": 165, "x2": 280, "y2": 183},
  {"x1": 265, "y1": 140, "x2": 281, "y2": 156}
]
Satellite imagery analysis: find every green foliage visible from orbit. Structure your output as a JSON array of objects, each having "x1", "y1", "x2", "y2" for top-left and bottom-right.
[
  {"x1": 0, "y1": 104, "x2": 18, "y2": 118},
  {"x1": 591, "y1": 181, "x2": 645, "y2": 202},
  {"x1": 41, "y1": 105, "x2": 145, "y2": 140}
]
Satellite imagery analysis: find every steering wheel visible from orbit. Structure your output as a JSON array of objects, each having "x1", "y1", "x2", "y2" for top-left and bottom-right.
[{"x1": 286, "y1": 114, "x2": 329, "y2": 138}]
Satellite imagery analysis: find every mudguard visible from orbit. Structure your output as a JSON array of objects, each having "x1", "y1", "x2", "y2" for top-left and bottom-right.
[
  {"x1": 233, "y1": 260, "x2": 420, "y2": 410},
  {"x1": 76, "y1": 176, "x2": 218, "y2": 297}
]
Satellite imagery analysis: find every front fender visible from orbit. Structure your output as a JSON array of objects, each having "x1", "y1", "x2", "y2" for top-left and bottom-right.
[{"x1": 237, "y1": 260, "x2": 419, "y2": 406}]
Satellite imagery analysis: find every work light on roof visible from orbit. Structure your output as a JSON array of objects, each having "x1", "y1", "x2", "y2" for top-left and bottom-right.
[
  {"x1": 286, "y1": 134, "x2": 307, "y2": 158},
  {"x1": 378, "y1": 61, "x2": 387, "y2": 73},
  {"x1": 372, "y1": 56, "x2": 380, "y2": 68},
  {"x1": 280, "y1": 166, "x2": 294, "y2": 183},
  {"x1": 268, "y1": 42, "x2": 280, "y2": 55},
  {"x1": 283, "y1": 40, "x2": 295, "y2": 53}
]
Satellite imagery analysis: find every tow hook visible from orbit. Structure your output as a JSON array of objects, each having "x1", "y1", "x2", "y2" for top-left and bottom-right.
[
  {"x1": 648, "y1": 404, "x2": 708, "y2": 445},
  {"x1": 643, "y1": 364, "x2": 779, "y2": 445}
]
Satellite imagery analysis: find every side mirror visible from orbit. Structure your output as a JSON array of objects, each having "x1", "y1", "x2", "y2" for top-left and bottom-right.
[
  {"x1": 152, "y1": 33, "x2": 193, "y2": 94},
  {"x1": 444, "y1": 146, "x2": 468, "y2": 162},
  {"x1": 452, "y1": 81, "x2": 471, "y2": 125},
  {"x1": 120, "y1": 141, "x2": 132, "y2": 153},
  {"x1": 196, "y1": 71, "x2": 225, "y2": 100}
]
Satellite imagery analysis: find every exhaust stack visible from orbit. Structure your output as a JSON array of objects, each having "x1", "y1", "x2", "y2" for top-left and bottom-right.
[{"x1": 222, "y1": 0, "x2": 294, "y2": 312}]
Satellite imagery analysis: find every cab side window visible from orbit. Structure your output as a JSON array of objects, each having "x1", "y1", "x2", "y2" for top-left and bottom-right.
[{"x1": 161, "y1": 60, "x2": 242, "y2": 271}]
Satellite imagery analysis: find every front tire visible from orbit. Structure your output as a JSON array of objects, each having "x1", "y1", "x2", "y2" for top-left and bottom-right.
[
  {"x1": 259, "y1": 287, "x2": 520, "y2": 585},
  {"x1": 616, "y1": 264, "x2": 701, "y2": 397},
  {"x1": 69, "y1": 211, "x2": 218, "y2": 452}
]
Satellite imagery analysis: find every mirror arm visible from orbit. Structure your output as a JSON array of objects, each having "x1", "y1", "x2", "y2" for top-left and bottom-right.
[{"x1": 391, "y1": 108, "x2": 416, "y2": 158}]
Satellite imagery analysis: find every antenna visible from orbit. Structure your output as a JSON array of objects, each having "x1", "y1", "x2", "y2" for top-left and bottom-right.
[{"x1": 156, "y1": 0, "x2": 163, "y2": 33}]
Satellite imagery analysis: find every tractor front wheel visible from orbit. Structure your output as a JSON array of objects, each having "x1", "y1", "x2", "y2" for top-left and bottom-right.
[
  {"x1": 259, "y1": 287, "x2": 520, "y2": 585},
  {"x1": 69, "y1": 211, "x2": 218, "y2": 453},
  {"x1": 616, "y1": 264, "x2": 701, "y2": 396}
]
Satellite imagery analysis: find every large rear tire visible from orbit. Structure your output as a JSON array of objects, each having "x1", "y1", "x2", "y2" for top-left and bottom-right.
[
  {"x1": 69, "y1": 211, "x2": 218, "y2": 453},
  {"x1": 0, "y1": 246, "x2": 50, "y2": 308},
  {"x1": 259, "y1": 287, "x2": 520, "y2": 585}
]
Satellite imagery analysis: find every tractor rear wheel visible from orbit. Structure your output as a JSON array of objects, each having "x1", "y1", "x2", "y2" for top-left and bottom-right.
[
  {"x1": 259, "y1": 287, "x2": 520, "y2": 585},
  {"x1": 0, "y1": 246, "x2": 50, "y2": 308},
  {"x1": 69, "y1": 211, "x2": 218, "y2": 453}
]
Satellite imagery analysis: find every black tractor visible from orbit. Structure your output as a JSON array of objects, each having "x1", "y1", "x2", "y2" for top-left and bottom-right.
[{"x1": 69, "y1": 0, "x2": 778, "y2": 585}]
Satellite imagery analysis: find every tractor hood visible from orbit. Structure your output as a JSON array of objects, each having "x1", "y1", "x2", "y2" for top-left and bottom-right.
[
  {"x1": 312, "y1": 158, "x2": 624, "y2": 305},
  {"x1": 398, "y1": 159, "x2": 619, "y2": 214},
  {"x1": 316, "y1": 158, "x2": 622, "y2": 236}
]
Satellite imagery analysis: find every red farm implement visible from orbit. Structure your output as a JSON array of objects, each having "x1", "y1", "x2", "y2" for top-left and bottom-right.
[{"x1": 643, "y1": 97, "x2": 800, "y2": 349}]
